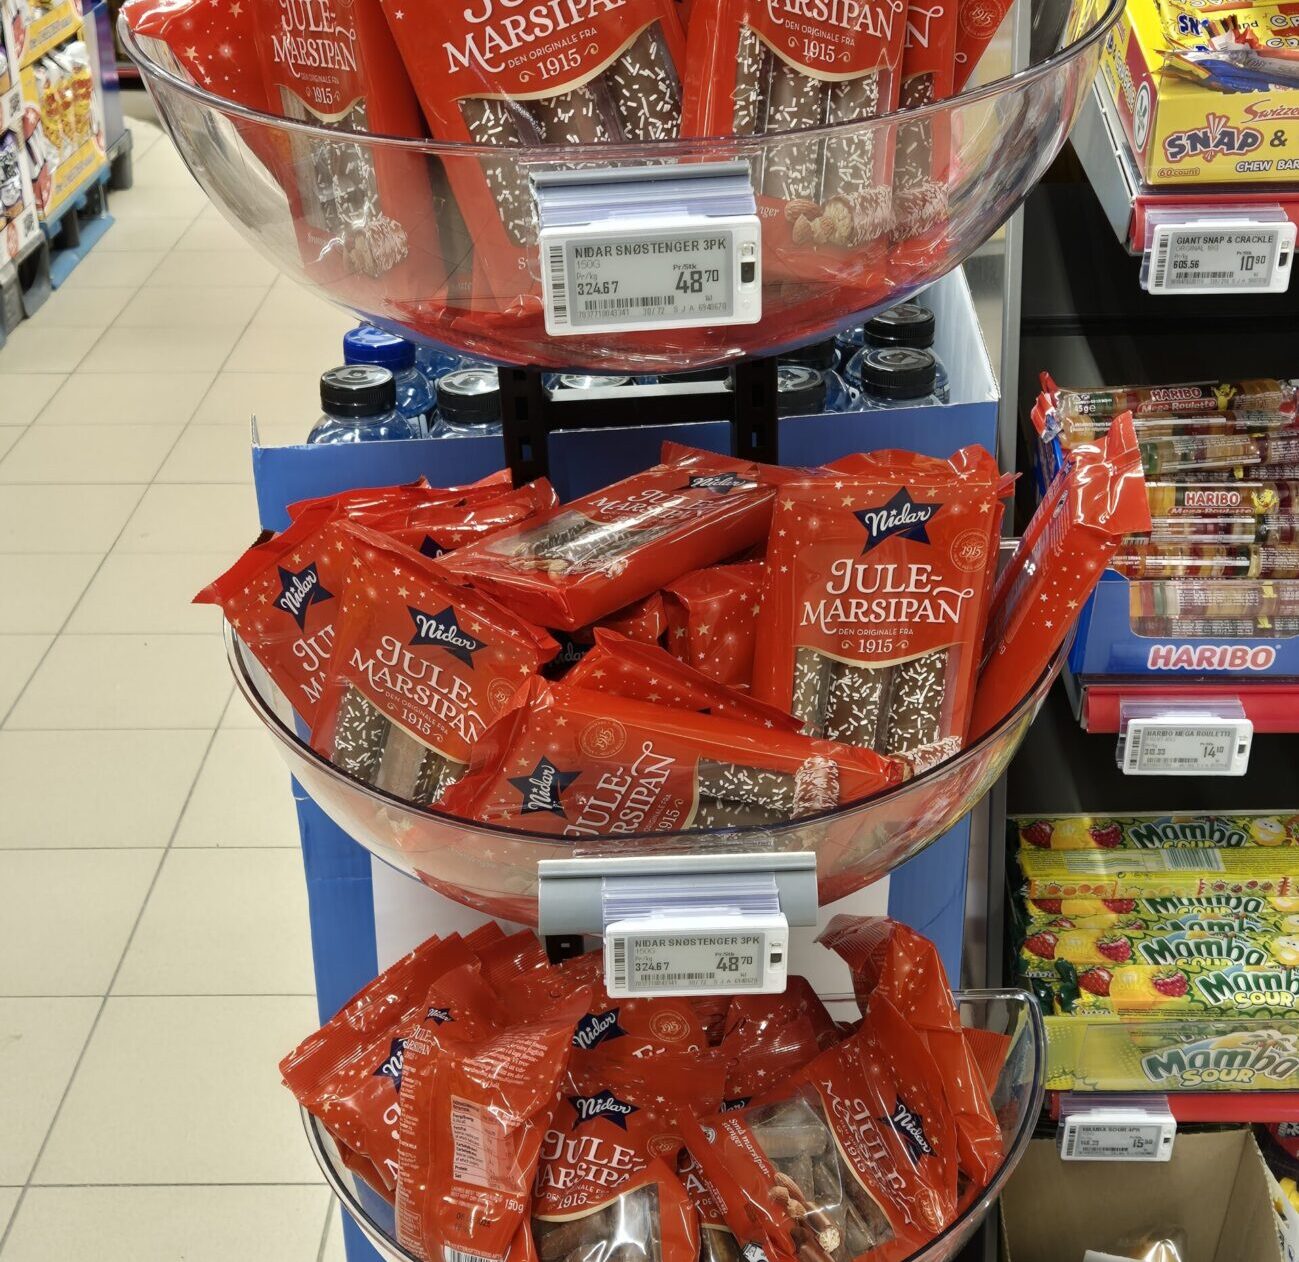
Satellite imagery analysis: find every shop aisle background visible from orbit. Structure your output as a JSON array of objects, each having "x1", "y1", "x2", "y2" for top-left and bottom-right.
[{"x1": 0, "y1": 109, "x2": 353, "y2": 1261}]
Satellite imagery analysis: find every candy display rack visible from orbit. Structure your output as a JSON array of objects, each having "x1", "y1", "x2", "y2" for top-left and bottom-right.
[{"x1": 115, "y1": 0, "x2": 1137, "y2": 1254}]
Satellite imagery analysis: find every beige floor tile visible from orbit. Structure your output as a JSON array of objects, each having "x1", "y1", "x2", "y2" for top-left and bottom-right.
[
  {"x1": 0, "y1": 325, "x2": 102, "y2": 374},
  {"x1": 225, "y1": 325, "x2": 342, "y2": 376},
  {"x1": 174, "y1": 215, "x2": 258, "y2": 253},
  {"x1": 0, "y1": 428, "x2": 19, "y2": 459},
  {"x1": 0, "y1": 555, "x2": 100, "y2": 632},
  {"x1": 250, "y1": 283, "x2": 355, "y2": 337},
  {"x1": 23, "y1": 285, "x2": 135, "y2": 329},
  {"x1": 117, "y1": 285, "x2": 265, "y2": 330},
  {"x1": 35, "y1": 995, "x2": 323, "y2": 1184},
  {"x1": 107, "y1": 179, "x2": 210, "y2": 220},
  {"x1": 78, "y1": 325, "x2": 243, "y2": 374},
  {"x1": 147, "y1": 250, "x2": 277, "y2": 289},
  {"x1": 176, "y1": 729, "x2": 300, "y2": 848},
  {"x1": 36, "y1": 370, "x2": 214, "y2": 426},
  {"x1": 0, "y1": 1187, "x2": 18, "y2": 1235},
  {"x1": 0, "y1": 635, "x2": 51, "y2": 715},
  {"x1": 117, "y1": 482, "x2": 258, "y2": 554},
  {"x1": 53, "y1": 249, "x2": 163, "y2": 288},
  {"x1": 221, "y1": 689, "x2": 262, "y2": 729},
  {"x1": 0, "y1": 730, "x2": 209, "y2": 849},
  {"x1": 100, "y1": 214, "x2": 195, "y2": 253},
  {"x1": 67, "y1": 552, "x2": 229, "y2": 634},
  {"x1": 0, "y1": 849, "x2": 162, "y2": 996},
  {"x1": 1, "y1": 374, "x2": 65, "y2": 423},
  {"x1": 0, "y1": 484, "x2": 141, "y2": 553},
  {"x1": 0, "y1": 997, "x2": 100, "y2": 1183},
  {"x1": 190, "y1": 371, "x2": 311, "y2": 429},
  {"x1": 6, "y1": 634, "x2": 230, "y2": 730},
  {"x1": 0, "y1": 425, "x2": 179, "y2": 484},
  {"x1": 116, "y1": 849, "x2": 312, "y2": 995},
  {"x1": 3, "y1": 1187, "x2": 332, "y2": 1262},
  {"x1": 156, "y1": 424, "x2": 260, "y2": 483},
  {"x1": 132, "y1": 143, "x2": 201, "y2": 189}
]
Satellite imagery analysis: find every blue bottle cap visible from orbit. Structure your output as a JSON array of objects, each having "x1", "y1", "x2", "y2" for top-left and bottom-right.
[{"x1": 343, "y1": 325, "x2": 416, "y2": 371}]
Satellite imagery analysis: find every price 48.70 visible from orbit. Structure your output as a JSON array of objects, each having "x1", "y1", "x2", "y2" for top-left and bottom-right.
[{"x1": 675, "y1": 268, "x2": 720, "y2": 294}]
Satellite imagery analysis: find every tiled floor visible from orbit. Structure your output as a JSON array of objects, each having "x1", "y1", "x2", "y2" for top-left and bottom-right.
[{"x1": 0, "y1": 115, "x2": 350, "y2": 1260}]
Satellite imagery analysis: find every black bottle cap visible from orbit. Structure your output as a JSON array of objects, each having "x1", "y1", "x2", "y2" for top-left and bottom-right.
[
  {"x1": 776, "y1": 364, "x2": 827, "y2": 416},
  {"x1": 319, "y1": 365, "x2": 397, "y2": 417},
  {"x1": 778, "y1": 337, "x2": 839, "y2": 372},
  {"x1": 436, "y1": 368, "x2": 501, "y2": 425},
  {"x1": 863, "y1": 303, "x2": 936, "y2": 349},
  {"x1": 860, "y1": 347, "x2": 937, "y2": 401}
]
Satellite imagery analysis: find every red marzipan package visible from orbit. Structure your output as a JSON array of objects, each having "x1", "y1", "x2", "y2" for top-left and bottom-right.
[
  {"x1": 379, "y1": 0, "x2": 686, "y2": 309},
  {"x1": 439, "y1": 445, "x2": 795, "y2": 631},
  {"x1": 532, "y1": 1056, "x2": 706, "y2": 1262},
  {"x1": 245, "y1": 0, "x2": 450, "y2": 298},
  {"x1": 310, "y1": 525, "x2": 557, "y2": 807},
  {"x1": 476, "y1": 929, "x2": 553, "y2": 993},
  {"x1": 721, "y1": 978, "x2": 841, "y2": 1103},
  {"x1": 890, "y1": 0, "x2": 959, "y2": 257},
  {"x1": 121, "y1": 0, "x2": 290, "y2": 184},
  {"x1": 371, "y1": 480, "x2": 560, "y2": 560},
  {"x1": 559, "y1": 949, "x2": 710, "y2": 1059},
  {"x1": 753, "y1": 447, "x2": 1002, "y2": 770},
  {"x1": 280, "y1": 924, "x2": 504, "y2": 1193},
  {"x1": 287, "y1": 471, "x2": 515, "y2": 522},
  {"x1": 194, "y1": 504, "x2": 359, "y2": 726},
  {"x1": 663, "y1": 561, "x2": 765, "y2": 691},
  {"x1": 953, "y1": 0, "x2": 1013, "y2": 90},
  {"x1": 438, "y1": 676, "x2": 907, "y2": 837},
  {"x1": 566, "y1": 629, "x2": 802, "y2": 732},
  {"x1": 681, "y1": 0, "x2": 906, "y2": 289},
  {"x1": 723, "y1": 976, "x2": 839, "y2": 1051},
  {"x1": 968, "y1": 413, "x2": 1150, "y2": 740},
  {"x1": 396, "y1": 963, "x2": 593, "y2": 1262},
  {"x1": 546, "y1": 594, "x2": 669, "y2": 678},
  {"x1": 680, "y1": 993, "x2": 958, "y2": 1262},
  {"x1": 817, "y1": 915, "x2": 1001, "y2": 1187}
]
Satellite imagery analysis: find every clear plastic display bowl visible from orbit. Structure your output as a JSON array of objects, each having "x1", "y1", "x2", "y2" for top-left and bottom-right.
[
  {"x1": 228, "y1": 623, "x2": 1068, "y2": 924},
  {"x1": 303, "y1": 989, "x2": 1045, "y2": 1262},
  {"x1": 121, "y1": 0, "x2": 1119, "y2": 373}
]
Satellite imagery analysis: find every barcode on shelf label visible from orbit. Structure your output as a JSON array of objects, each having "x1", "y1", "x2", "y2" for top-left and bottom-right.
[
  {"x1": 1122, "y1": 718, "x2": 1252, "y2": 777},
  {"x1": 1145, "y1": 221, "x2": 1295, "y2": 295},
  {"x1": 604, "y1": 925, "x2": 785, "y2": 998},
  {"x1": 546, "y1": 243, "x2": 568, "y2": 327},
  {"x1": 450, "y1": 1096, "x2": 501, "y2": 1190}
]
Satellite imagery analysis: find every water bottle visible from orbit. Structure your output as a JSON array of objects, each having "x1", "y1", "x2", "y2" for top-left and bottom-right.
[
  {"x1": 343, "y1": 326, "x2": 436, "y2": 429},
  {"x1": 778, "y1": 338, "x2": 853, "y2": 411},
  {"x1": 852, "y1": 347, "x2": 943, "y2": 411},
  {"x1": 415, "y1": 344, "x2": 464, "y2": 383},
  {"x1": 544, "y1": 373, "x2": 635, "y2": 393},
  {"x1": 776, "y1": 364, "x2": 828, "y2": 417},
  {"x1": 429, "y1": 367, "x2": 503, "y2": 437},
  {"x1": 308, "y1": 366, "x2": 419, "y2": 444},
  {"x1": 857, "y1": 303, "x2": 949, "y2": 403}
]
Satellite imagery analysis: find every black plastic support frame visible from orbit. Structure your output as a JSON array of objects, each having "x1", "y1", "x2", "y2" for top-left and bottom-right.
[{"x1": 497, "y1": 358, "x2": 781, "y2": 484}]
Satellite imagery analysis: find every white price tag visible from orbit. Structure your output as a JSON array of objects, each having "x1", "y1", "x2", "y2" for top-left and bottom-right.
[
  {"x1": 1059, "y1": 1113, "x2": 1176, "y2": 1162},
  {"x1": 1145, "y1": 219, "x2": 1295, "y2": 294},
  {"x1": 542, "y1": 221, "x2": 761, "y2": 336},
  {"x1": 1121, "y1": 717, "x2": 1252, "y2": 776},
  {"x1": 604, "y1": 916, "x2": 787, "y2": 998}
]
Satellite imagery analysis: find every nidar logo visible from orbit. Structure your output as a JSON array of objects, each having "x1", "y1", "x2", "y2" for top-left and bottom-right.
[
  {"x1": 508, "y1": 757, "x2": 579, "y2": 816},
  {"x1": 407, "y1": 605, "x2": 485, "y2": 667},
  {"x1": 855, "y1": 488, "x2": 939, "y2": 553},
  {"x1": 274, "y1": 562, "x2": 333, "y2": 630}
]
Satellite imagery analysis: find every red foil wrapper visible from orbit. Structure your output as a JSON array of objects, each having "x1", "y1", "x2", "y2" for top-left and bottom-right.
[
  {"x1": 380, "y1": 0, "x2": 686, "y2": 308},
  {"x1": 311, "y1": 525, "x2": 557, "y2": 805},
  {"x1": 567, "y1": 628, "x2": 803, "y2": 731},
  {"x1": 194, "y1": 503, "x2": 365, "y2": 726},
  {"x1": 663, "y1": 560, "x2": 766, "y2": 690},
  {"x1": 438, "y1": 676, "x2": 907, "y2": 837},
  {"x1": 679, "y1": 993, "x2": 958, "y2": 1262},
  {"x1": 818, "y1": 915, "x2": 1002, "y2": 1187},
  {"x1": 368, "y1": 479, "x2": 559, "y2": 559},
  {"x1": 968, "y1": 412, "x2": 1150, "y2": 740},
  {"x1": 546, "y1": 593, "x2": 670, "y2": 677},
  {"x1": 440, "y1": 444, "x2": 794, "y2": 631},
  {"x1": 753, "y1": 447, "x2": 1002, "y2": 770},
  {"x1": 682, "y1": 0, "x2": 906, "y2": 291}
]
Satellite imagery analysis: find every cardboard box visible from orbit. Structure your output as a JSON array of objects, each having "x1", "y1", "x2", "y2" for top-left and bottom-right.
[
  {"x1": 1003, "y1": 1131, "x2": 1285, "y2": 1262},
  {"x1": 1099, "y1": 0, "x2": 1299, "y2": 186}
]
